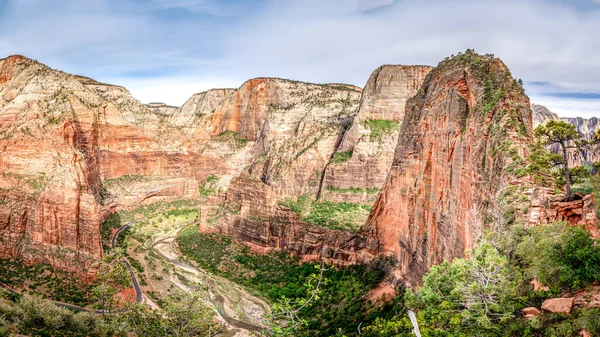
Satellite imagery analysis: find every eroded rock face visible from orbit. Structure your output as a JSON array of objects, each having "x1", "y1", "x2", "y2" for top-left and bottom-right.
[
  {"x1": 364, "y1": 51, "x2": 533, "y2": 285},
  {"x1": 532, "y1": 104, "x2": 600, "y2": 166},
  {"x1": 199, "y1": 175, "x2": 373, "y2": 263},
  {"x1": 0, "y1": 55, "x2": 198, "y2": 271},
  {"x1": 322, "y1": 65, "x2": 432, "y2": 204},
  {"x1": 527, "y1": 188, "x2": 599, "y2": 238}
]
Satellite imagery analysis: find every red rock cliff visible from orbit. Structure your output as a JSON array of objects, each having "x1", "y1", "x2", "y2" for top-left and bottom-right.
[
  {"x1": 364, "y1": 51, "x2": 533, "y2": 285},
  {"x1": 0, "y1": 55, "x2": 198, "y2": 271}
]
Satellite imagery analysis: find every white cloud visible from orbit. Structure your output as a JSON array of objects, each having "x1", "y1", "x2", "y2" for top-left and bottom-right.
[
  {"x1": 531, "y1": 95, "x2": 600, "y2": 119},
  {"x1": 0, "y1": 0, "x2": 599, "y2": 121}
]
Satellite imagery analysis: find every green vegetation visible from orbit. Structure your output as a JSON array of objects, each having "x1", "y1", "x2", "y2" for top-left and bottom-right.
[
  {"x1": 101, "y1": 212, "x2": 122, "y2": 250},
  {"x1": 214, "y1": 130, "x2": 248, "y2": 149},
  {"x1": 116, "y1": 199, "x2": 202, "y2": 223},
  {"x1": 358, "y1": 223, "x2": 600, "y2": 336},
  {"x1": 0, "y1": 275, "x2": 219, "y2": 337},
  {"x1": 0, "y1": 258, "x2": 97, "y2": 306},
  {"x1": 362, "y1": 119, "x2": 399, "y2": 141},
  {"x1": 518, "y1": 223, "x2": 600, "y2": 292},
  {"x1": 331, "y1": 150, "x2": 352, "y2": 163},
  {"x1": 325, "y1": 185, "x2": 380, "y2": 194},
  {"x1": 104, "y1": 174, "x2": 148, "y2": 189},
  {"x1": 531, "y1": 120, "x2": 588, "y2": 199},
  {"x1": 198, "y1": 174, "x2": 219, "y2": 199},
  {"x1": 176, "y1": 228, "x2": 394, "y2": 336},
  {"x1": 279, "y1": 194, "x2": 370, "y2": 231}
]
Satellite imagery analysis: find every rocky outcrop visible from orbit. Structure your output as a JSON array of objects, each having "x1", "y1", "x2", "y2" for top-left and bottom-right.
[
  {"x1": 527, "y1": 188, "x2": 599, "y2": 238},
  {"x1": 521, "y1": 307, "x2": 541, "y2": 319},
  {"x1": 322, "y1": 65, "x2": 432, "y2": 204},
  {"x1": 198, "y1": 175, "x2": 373, "y2": 263},
  {"x1": 531, "y1": 104, "x2": 559, "y2": 126},
  {"x1": 532, "y1": 104, "x2": 600, "y2": 166},
  {"x1": 1, "y1": 54, "x2": 371, "y2": 269},
  {"x1": 364, "y1": 51, "x2": 533, "y2": 285},
  {"x1": 145, "y1": 102, "x2": 178, "y2": 116}
]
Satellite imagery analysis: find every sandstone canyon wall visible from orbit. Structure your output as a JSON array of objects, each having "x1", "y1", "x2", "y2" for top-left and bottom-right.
[
  {"x1": 3, "y1": 51, "x2": 595, "y2": 285},
  {"x1": 321, "y1": 65, "x2": 432, "y2": 205},
  {"x1": 0, "y1": 55, "x2": 198, "y2": 270},
  {"x1": 193, "y1": 68, "x2": 435, "y2": 263},
  {"x1": 364, "y1": 51, "x2": 534, "y2": 285}
]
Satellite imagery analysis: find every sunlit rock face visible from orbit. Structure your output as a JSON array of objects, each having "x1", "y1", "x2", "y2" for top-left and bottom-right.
[
  {"x1": 0, "y1": 55, "x2": 197, "y2": 271},
  {"x1": 322, "y1": 65, "x2": 432, "y2": 204},
  {"x1": 364, "y1": 52, "x2": 534, "y2": 285}
]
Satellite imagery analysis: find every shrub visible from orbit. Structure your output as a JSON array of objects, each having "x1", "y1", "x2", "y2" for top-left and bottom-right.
[
  {"x1": 363, "y1": 119, "x2": 399, "y2": 141},
  {"x1": 517, "y1": 223, "x2": 600, "y2": 291},
  {"x1": 331, "y1": 150, "x2": 352, "y2": 163}
]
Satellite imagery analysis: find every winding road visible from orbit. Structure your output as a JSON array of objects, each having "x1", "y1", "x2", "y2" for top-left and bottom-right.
[
  {"x1": 0, "y1": 217, "x2": 269, "y2": 334},
  {"x1": 0, "y1": 218, "x2": 143, "y2": 313}
]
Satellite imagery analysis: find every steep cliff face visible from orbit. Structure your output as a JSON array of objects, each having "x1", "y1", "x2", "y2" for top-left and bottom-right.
[
  {"x1": 0, "y1": 55, "x2": 198, "y2": 270},
  {"x1": 322, "y1": 65, "x2": 432, "y2": 204},
  {"x1": 531, "y1": 104, "x2": 559, "y2": 126},
  {"x1": 364, "y1": 51, "x2": 533, "y2": 285},
  {"x1": 171, "y1": 79, "x2": 363, "y2": 196},
  {"x1": 0, "y1": 55, "x2": 106, "y2": 269},
  {"x1": 531, "y1": 104, "x2": 600, "y2": 166}
]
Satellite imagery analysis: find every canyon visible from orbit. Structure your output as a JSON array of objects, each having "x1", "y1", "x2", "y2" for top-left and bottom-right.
[{"x1": 1, "y1": 52, "x2": 598, "y2": 286}]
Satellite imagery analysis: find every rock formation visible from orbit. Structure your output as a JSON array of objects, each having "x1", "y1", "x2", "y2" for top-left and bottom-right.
[
  {"x1": 0, "y1": 55, "x2": 198, "y2": 271},
  {"x1": 364, "y1": 51, "x2": 533, "y2": 285},
  {"x1": 4, "y1": 51, "x2": 595, "y2": 286},
  {"x1": 322, "y1": 65, "x2": 432, "y2": 204}
]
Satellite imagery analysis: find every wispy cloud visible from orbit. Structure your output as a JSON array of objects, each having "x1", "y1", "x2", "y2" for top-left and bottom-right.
[{"x1": 0, "y1": 0, "x2": 599, "y2": 119}]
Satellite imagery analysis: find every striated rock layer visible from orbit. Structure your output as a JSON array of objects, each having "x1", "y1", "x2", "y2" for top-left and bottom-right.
[
  {"x1": 322, "y1": 65, "x2": 432, "y2": 204},
  {"x1": 0, "y1": 55, "x2": 198, "y2": 271},
  {"x1": 364, "y1": 51, "x2": 534, "y2": 285},
  {"x1": 192, "y1": 68, "x2": 434, "y2": 262}
]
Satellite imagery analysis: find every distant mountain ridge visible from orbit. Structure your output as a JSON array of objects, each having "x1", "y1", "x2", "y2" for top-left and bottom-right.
[{"x1": 531, "y1": 103, "x2": 600, "y2": 166}]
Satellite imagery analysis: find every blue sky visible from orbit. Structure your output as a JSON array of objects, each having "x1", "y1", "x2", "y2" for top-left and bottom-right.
[{"x1": 1, "y1": 0, "x2": 600, "y2": 118}]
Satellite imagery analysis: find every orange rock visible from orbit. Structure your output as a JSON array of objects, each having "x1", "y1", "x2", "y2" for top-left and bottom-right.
[
  {"x1": 541, "y1": 298, "x2": 575, "y2": 314},
  {"x1": 531, "y1": 279, "x2": 550, "y2": 292},
  {"x1": 521, "y1": 307, "x2": 541, "y2": 319},
  {"x1": 363, "y1": 52, "x2": 534, "y2": 285}
]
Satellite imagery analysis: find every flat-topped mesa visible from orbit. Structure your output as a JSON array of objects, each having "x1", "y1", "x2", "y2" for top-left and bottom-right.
[
  {"x1": 321, "y1": 65, "x2": 432, "y2": 204},
  {"x1": 364, "y1": 51, "x2": 533, "y2": 286}
]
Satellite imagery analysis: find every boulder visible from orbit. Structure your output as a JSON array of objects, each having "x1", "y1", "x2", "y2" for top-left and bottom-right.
[
  {"x1": 521, "y1": 307, "x2": 541, "y2": 319},
  {"x1": 541, "y1": 298, "x2": 575, "y2": 314}
]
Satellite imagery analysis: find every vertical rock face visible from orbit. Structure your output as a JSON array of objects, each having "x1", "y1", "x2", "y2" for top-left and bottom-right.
[
  {"x1": 364, "y1": 52, "x2": 533, "y2": 285},
  {"x1": 531, "y1": 104, "x2": 600, "y2": 166},
  {"x1": 0, "y1": 55, "x2": 198, "y2": 271},
  {"x1": 322, "y1": 65, "x2": 432, "y2": 204},
  {"x1": 172, "y1": 79, "x2": 363, "y2": 197},
  {"x1": 0, "y1": 55, "x2": 106, "y2": 269}
]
